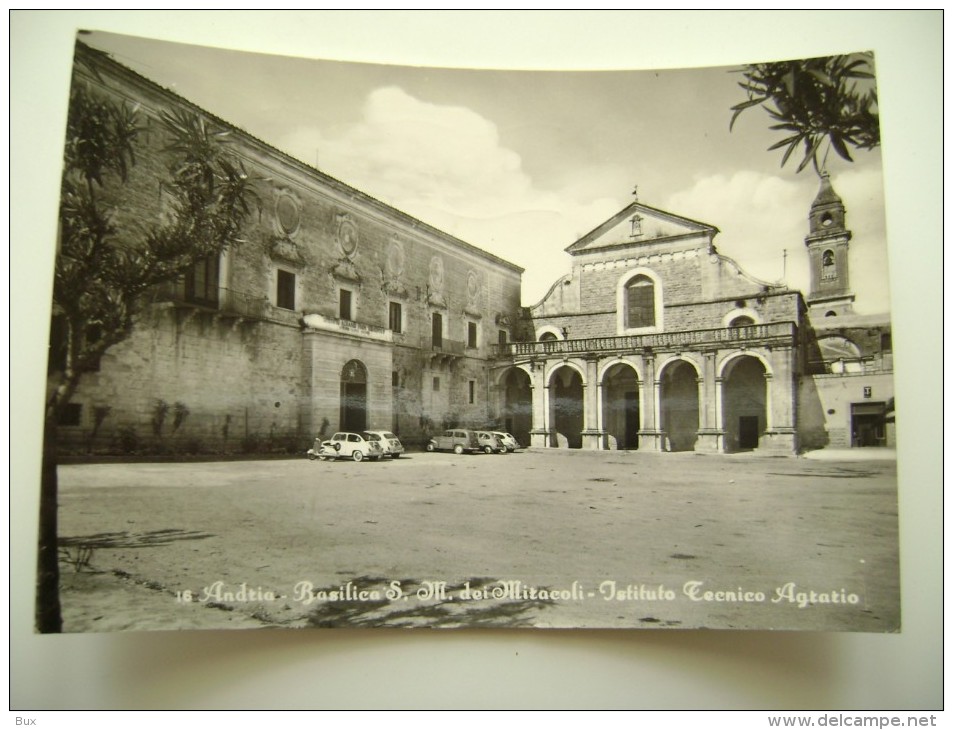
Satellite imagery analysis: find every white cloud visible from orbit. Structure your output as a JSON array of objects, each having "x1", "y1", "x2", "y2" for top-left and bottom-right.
[
  {"x1": 666, "y1": 168, "x2": 891, "y2": 314},
  {"x1": 277, "y1": 86, "x2": 623, "y2": 304}
]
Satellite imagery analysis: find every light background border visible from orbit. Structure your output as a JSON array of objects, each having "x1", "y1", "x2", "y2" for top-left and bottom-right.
[{"x1": 9, "y1": 10, "x2": 942, "y2": 710}]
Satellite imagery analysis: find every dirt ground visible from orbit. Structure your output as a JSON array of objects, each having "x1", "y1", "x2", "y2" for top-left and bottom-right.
[{"x1": 55, "y1": 448, "x2": 900, "y2": 633}]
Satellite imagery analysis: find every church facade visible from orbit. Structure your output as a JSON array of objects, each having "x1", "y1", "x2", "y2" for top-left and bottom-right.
[{"x1": 491, "y1": 175, "x2": 893, "y2": 454}]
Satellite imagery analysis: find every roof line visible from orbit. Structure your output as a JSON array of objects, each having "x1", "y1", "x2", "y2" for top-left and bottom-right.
[
  {"x1": 565, "y1": 200, "x2": 719, "y2": 254},
  {"x1": 73, "y1": 41, "x2": 524, "y2": 275}
]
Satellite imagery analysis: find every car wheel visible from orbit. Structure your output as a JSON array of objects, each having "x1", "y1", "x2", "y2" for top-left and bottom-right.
[
  {"x1": 426, "y1": 443, "x2": 435, "y2": 452},
  {"x1": 454, "y1": 444, "x2": 464, "y2": 455},
  {"x1": 483, "y1": 445, "x2": 493, "y2": 454},
  {"x1": 352, "y1": 450, "x2": 364, "y2": 462},
  {"x1": 308, "y1": 453, "x2": 317, "y2": 461},
  {"x1": 391, "y1": 453, "x2": 400, "y2": 459}
]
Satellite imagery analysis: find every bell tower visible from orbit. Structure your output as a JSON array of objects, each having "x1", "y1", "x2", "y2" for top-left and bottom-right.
[{"x1": 805, "y1": 172, "x2": 854, "y2": 317}]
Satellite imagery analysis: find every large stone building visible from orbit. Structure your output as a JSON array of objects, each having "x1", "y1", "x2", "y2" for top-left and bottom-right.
[
  {"x1": 52, "y1": 43, "x2": 893, "y2": 456},
  {"x1": 491, "y1": 175, "x2": 893, "y2": 454},
  {"x1": 52, "y1": 43, "x2": 523, "y2": 453}
]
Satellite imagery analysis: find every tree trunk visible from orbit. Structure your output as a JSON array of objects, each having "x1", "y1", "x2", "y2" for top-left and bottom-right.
[{"x1": 35, "y1": 416, "x2": 62, "y2": 633}]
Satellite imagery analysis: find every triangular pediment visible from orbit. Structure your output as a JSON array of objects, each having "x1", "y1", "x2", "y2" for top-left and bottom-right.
[{"x1": 565, "y1": 202, "x2": 718, "y2": 255}]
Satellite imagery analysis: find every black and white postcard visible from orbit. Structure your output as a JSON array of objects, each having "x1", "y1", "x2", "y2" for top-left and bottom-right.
[{"x1": 36, "y1": 29, "x2": 901, "y2": 635}]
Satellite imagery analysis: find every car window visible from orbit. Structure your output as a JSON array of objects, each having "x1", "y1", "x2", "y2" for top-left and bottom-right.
[
  {"x1": 444, "y1": 430, "x2": 454, "y2": 437},
  {"x1": 383, "y1": 433, "x2": 397, "y2": 440},
  {"x1": 347, "y1": 434, "x2": 360, "y2": 442},
  {"x1": 363, "y1": 432, "x2": 381, "y2": 441},
  {"x1": 332, "y1": 434, "x2": 345, "y2": 441}
]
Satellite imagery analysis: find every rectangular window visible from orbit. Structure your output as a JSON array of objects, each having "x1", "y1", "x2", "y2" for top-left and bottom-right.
[
  {"x1": 392, "y1": 370, "x2": 400, "y2": 388},
  {"x1": 432, "y1": 376, "x2": 441, "y2": 392},
  {"x1": 389, "y1": 301, "x2": 402, "y2": 333},
  {"x1": 276, "y1": 270, "x2": 296, "y2": 310},
  {"x1": 186, "y1": 254, "x2": 220, "y2": 306},
  {"x1": 432, "y1": 312, "x2": 443, "y2": 347},
  {"x1": 881, "y1": 333, "x2": 892, "y2": 353},
  {"x1": 467, "y1": 322, "x2": 478, "y2": 349},
  {"x1": 468, "y1": 380, "x2": 476, "y2": 404},
  {"x1": 339, "y1": 289, "x2": 352, "y2": 321},
  {"x1": 498, "y1": 330, "x2": 508, "y2": 345},
  {"x1": 59, "y1": 403, "x2": 82, "y2": 427}
]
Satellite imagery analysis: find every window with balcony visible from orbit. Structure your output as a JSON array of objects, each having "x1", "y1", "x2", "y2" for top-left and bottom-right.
[
  {"x1": 277, "y1": 269, "x2": 296, "y2": 311},
  {"x1": 467, "y1": 321, "x2": 478, "y2": 349},
  {"x1": 186, "y1": 254, "x2": 220, "y2": 307},
  {"x1": 389, "y1": 301, "x2": 402, "y2": 333},
  {"x1": 432, "y1": 312, "x2": 443, "y2": 348},
  {"x1": 339, "y1": 288, "x2": 353, "y2": 321}
]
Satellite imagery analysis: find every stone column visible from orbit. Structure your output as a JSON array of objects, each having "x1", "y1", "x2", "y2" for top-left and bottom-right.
[
  {"x1": 581, "y1": 356, "x2": 606, "y2": 450},
  {"x1": 528, "y1": 362, "x2": 552, "y2": 447},
  {"x1": 761, "y1": 346, "x2": 797, "y2": 453},
  {"x1": 637, "y1": 352, "x2": 663, "y2": 451},
  {"x1": 695, "y1": 350, "x2": 723, "y2": 453}
]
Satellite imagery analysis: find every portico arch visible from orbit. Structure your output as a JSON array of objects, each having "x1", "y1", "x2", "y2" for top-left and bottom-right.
[
  {"x1": 499, "y1": 366, "x2": 533, "y2": 448},
  {"x1": 549, "y1": 363, "x2": 584, "y2": 449},
  {"x1": 720, "y1": 354, "x2": 768, "y2": 452},
  {"x1": 601, "y1": 361, "x2": 640, "y2": 450},
  {"x1": 658, "y1": 358, "x2": 700, "y2": 452}
]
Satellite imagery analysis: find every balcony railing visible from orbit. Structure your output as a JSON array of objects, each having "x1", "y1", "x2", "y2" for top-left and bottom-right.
[
  {"x1": 154, "y1": 284, "x2": 270, "y2": 320},
  {"x1": 419, "y1": 336, "x2": 466, "y2": 355},
  {"x1": 492, "y1": 322, "x2": 797, "y2": 359}
]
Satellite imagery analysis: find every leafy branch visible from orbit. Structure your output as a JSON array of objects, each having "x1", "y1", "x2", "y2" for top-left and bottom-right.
[{"x1": 730, "y1": 53, "x2": 880, "y2": 173}]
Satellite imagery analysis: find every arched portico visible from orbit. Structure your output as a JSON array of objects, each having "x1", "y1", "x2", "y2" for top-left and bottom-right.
[
  {"x1": 499, "y1": 366, "x2": 533, "y2": 448},
  {"x1": 658, "y1": 358, "x2": 700, "y2": 452},
  {"x1": 601, "y1": 361, "x2": 640, "y2": 450},
  {"x1": 720, "y1": 354, "x2": 768, "y2": 452},
  {"x1": 548, "y1": 363, "x2": 584, "y2": 448}
]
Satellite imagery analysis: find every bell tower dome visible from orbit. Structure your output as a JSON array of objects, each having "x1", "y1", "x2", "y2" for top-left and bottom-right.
[{"x1": 805, "y1": 172, "x2": 854, "y2": 317}]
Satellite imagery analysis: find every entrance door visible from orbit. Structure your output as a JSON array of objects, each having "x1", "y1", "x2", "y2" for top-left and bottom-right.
[
  {"x1": 851, "y1": 402, "x2": 886, "y2": 447},
  {"x1": 341, "y1": 360, "x2": 368, "y2": 432},
  {"x1": 738, "y1": 416, "x2": 759, "y2": 450}
]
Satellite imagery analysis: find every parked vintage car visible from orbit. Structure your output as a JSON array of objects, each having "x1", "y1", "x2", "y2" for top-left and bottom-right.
[
  {"x1": 426, "y1": 429, "x2": 482, "y2": 454},
  {"x1": 308, "y1": 432, "x2": 383, "y2": 462},
  {"x1": 362, "y1": 430, "x2": 404, "y2": 459},
  {"x1": 492, "y1": 432, "x2": 521, "y2": 452},
  {"x1": 476, "y1": 431, "x2": 506, "y2": 454}
]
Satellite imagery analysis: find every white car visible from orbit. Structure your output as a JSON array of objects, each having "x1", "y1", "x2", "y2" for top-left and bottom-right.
[
  {"x1": 476, "y1": 431, "x2": 506, "y2": 454},
  {"x1": 492, "y1": 432, "x2": 521, "y2": 452},
  {"x1": 308, "y1": 432, "x2": 383, "y2": 462},
  {"x1": 362, "y1": 430, "x2": 404, "y2": 459}
]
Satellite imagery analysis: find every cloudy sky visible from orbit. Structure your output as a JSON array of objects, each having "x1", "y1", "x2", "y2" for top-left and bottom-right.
[{"x1": 77, "y1": 28, "x2": 890, "y2": 311}]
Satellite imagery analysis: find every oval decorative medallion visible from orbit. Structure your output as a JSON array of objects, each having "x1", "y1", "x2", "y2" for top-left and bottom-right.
[
  {"x1": 467, "y1": 270, "x2": 480, "y2": 307},
  {"x1": 338, "y1": 217, "x2": 359, "y2": 259},
  {"x1": 429, "y1": 256, "x2": 445, "y2": 292},
  {"x1": 275, "y1": 192, "x2": 300, "y2": 236},
  {"x1": 386, "y1": 240, "x2": 405, "y2": 278}
]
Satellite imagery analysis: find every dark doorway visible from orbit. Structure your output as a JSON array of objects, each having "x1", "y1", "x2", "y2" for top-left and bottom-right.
[
  {"x1": 851, "y1": 402, "x2": 886, "y2": 447},
  {"x1": 738, "y1": 416, "x2": 759, "y2": 450},
  {"x1": 624, "y1": 392, "x2": 640, "y2": 449},
  {"x1": 341, "y1": 360, "x2": 368, "y2": 432}
]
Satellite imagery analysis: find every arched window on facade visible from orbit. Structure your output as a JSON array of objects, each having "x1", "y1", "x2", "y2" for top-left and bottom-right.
[
  {"x1": 728, "y1": 315, "x2": 755, "y2": 328},
  {"x1": 625, "y1": 275, "x2": 656, "y2": 329}
]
